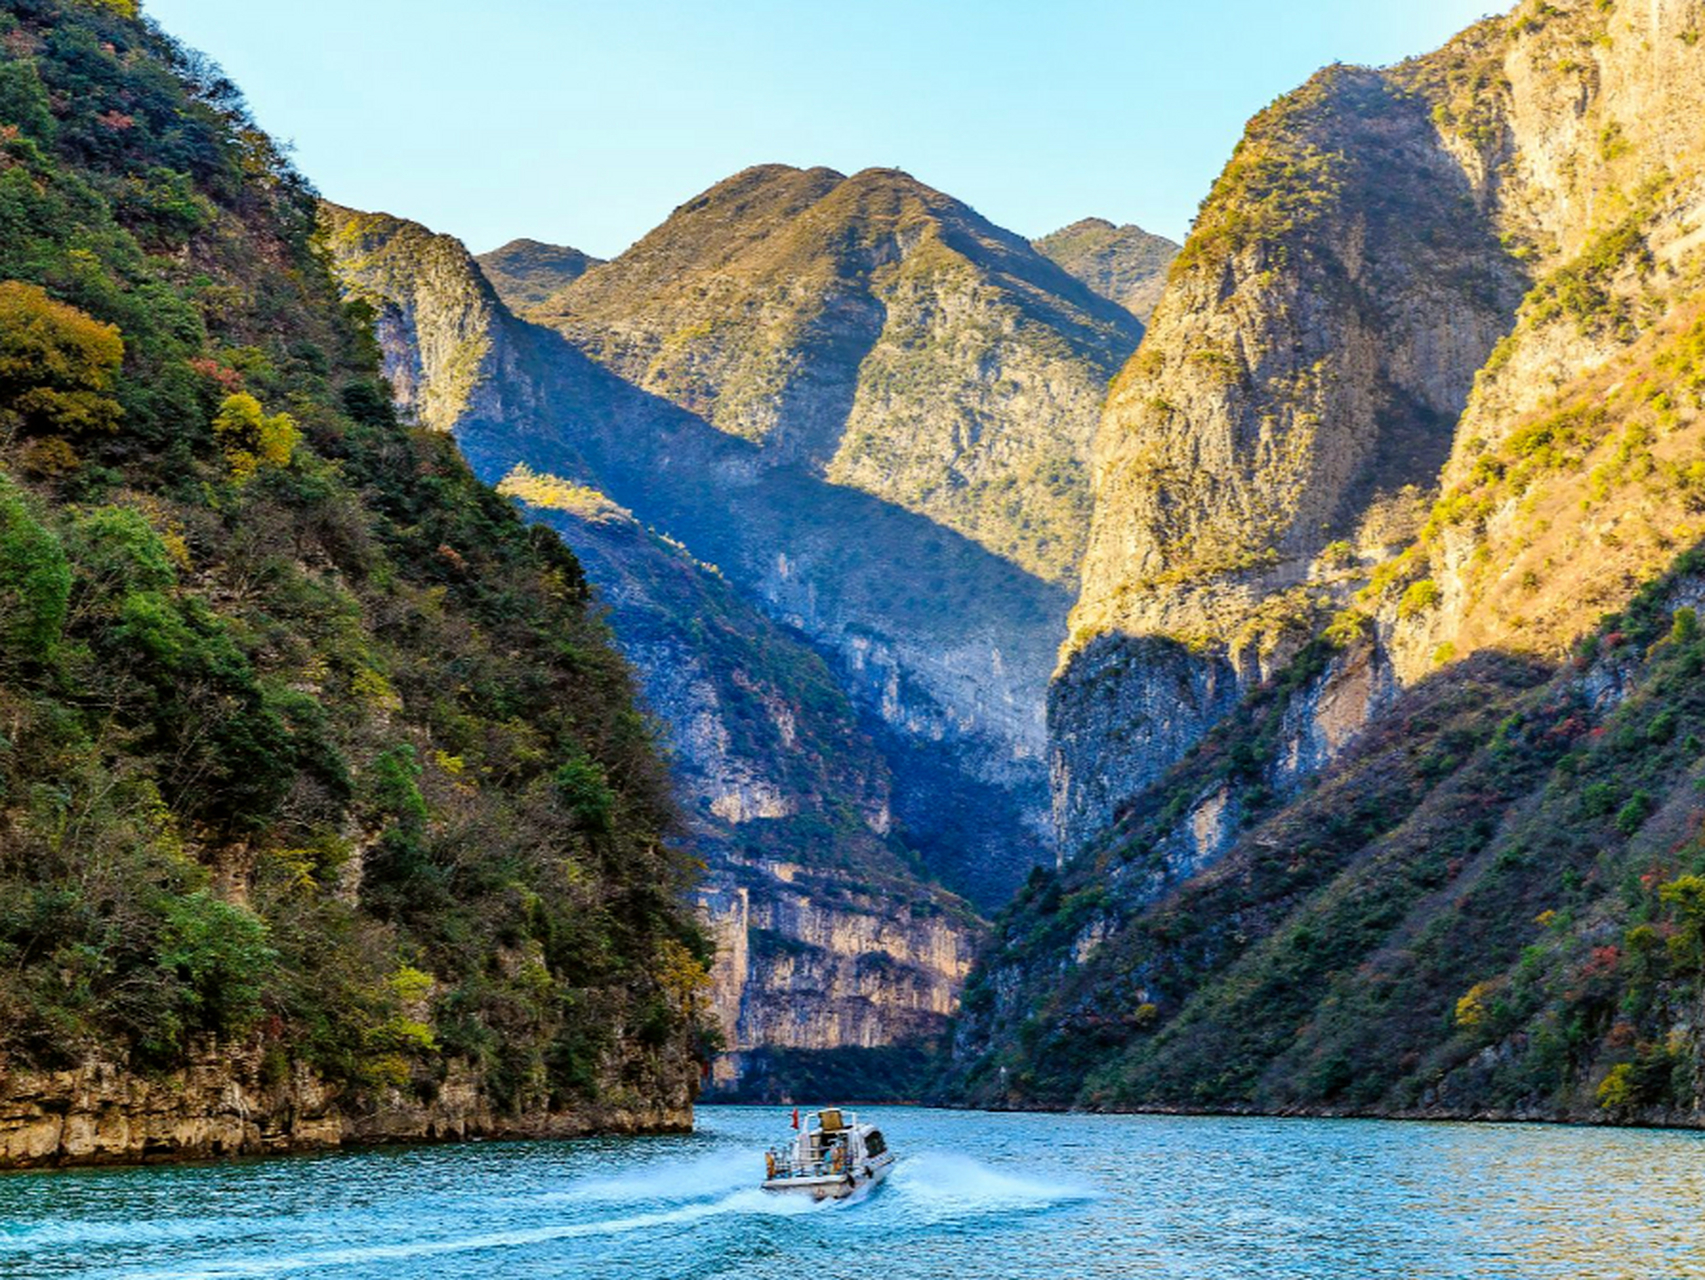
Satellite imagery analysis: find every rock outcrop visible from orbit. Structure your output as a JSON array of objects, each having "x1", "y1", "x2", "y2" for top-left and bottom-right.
[
  {"x1": 701, "y1": 867, "x2": 977, "y2": 1090},
  {"x1": 0, "y1": 1042, "x2": 691, "y2": 1168}
]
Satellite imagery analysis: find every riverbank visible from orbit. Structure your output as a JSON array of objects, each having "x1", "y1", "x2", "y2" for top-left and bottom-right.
[
  {"x1": 956, "y1": 1096, "x2": 1705, "y2": 1132},
  {"x1": 0, "y1": 1043, "x2": 693, "y2": 1170}
]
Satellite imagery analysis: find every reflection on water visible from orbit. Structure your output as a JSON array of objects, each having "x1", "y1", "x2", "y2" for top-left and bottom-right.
[{"x1": 2, "y1": 1107, "x2": 1703, "y2": 1279}]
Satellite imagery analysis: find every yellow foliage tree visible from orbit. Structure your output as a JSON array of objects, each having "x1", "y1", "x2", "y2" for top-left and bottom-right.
[
  {"x1": 211, "y1": 392, "x2": 299, "y2": 483},
  {"x1": 654, "y1": 936, "x2": 712, "y2": 1011},
  {"x1": 1597, "y1": 1062, "x2": 1636, "y2": 1109},
  {"x1": 0, "y1": 280, "x2": 123, "y2": 443},
  {"x1": 1454, "y1": 981, "x2": 1492, "y2": 1029}
]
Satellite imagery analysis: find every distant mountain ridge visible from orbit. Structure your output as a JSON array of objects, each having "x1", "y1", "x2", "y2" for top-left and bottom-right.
[
  {"x1": 477, "y1": 239, "x2": 602, "y2": 310},
  {"x1": 526, "y1": 163, "x2": 1142, "y2": 587},
  {"x1": 1033, "y1": 217, "x2": 1180, "y2": 323}
]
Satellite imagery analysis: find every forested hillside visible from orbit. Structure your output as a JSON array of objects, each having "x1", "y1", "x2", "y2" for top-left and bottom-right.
[{"x1": 0, "y1": 0, "x2": 710, "y2": 1166}]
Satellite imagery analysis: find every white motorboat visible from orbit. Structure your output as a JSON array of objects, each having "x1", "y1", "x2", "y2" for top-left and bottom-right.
[{"x1": 761, "y1": 1107, "x2": 894, "y2": 1200}]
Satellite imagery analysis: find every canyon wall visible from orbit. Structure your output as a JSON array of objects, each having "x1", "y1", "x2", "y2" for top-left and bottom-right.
[
  {"x1": 955, "y1": 0, "x2": 1705, "y2": 1127},
  {"x1": 325, "y1": 209, "x2": 987, "y2": 1093}
]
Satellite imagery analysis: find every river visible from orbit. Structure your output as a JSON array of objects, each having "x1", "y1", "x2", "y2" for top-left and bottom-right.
[{"x1": 5, "y1": 1106, "x2": 1704, "y2": 1278}]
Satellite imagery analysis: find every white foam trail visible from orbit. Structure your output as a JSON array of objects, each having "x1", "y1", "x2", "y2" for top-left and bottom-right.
[
  {"x1": 534, "y1": 1150, "x2": 751, "y2": 1205},
  {"x1": 891, "y1": 1152, "x2": 1097, "y2": 1216},
  {"x1": 116, "y1": 1185, "x2": 825, "y2": 1280}
]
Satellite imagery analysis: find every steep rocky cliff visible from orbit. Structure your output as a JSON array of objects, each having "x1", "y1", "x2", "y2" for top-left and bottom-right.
[
  {"x1": 0, "y1": 0, "x2": 708, "y2": 1167},
  {"x1": 1053, "y1": 52, "x2": 1529, "y2": 850},
  {"x1": 1033, "y1": 217, "x2": 1179, "y2": 323},
  {"x1": 324, "y1": 211, "x2": 984, "y2": 1094},
  {"x1": 957, "y1": 0, "x2": 1705, "y2": 1127},
  {"x1": 1053, "y1": 0, "x2": 1705, "y2": 852}
]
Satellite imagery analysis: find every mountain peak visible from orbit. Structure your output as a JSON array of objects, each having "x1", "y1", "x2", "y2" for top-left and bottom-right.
[
  {"x1": 1051, "y1": 216, "x2": 1118, "y2": 235},
  {"x1": 1032, "y1": 217, "x2": 1180, "y2": 323},
  {"x1": 476, "y1": 238, "x2": 601, "y2": 311}
]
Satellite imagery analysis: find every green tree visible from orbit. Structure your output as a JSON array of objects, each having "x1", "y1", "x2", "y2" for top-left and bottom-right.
[
  {"x1": 0, "y1": 474, "x2": 70, "y2": 663},
  {"x1": 157, "y1": 892, "x2": 277, "y2": 1039},
  {"x1": 0, "y1": 61, "x2": 57, "y2": 143},
  {"x1": 556, "y1": 748, "x2": 615, "y2": 834}
]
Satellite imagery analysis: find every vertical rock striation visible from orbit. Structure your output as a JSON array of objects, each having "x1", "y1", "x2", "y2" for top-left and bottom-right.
[{"x1": 324, "y1": 209, "x2": 987, "y2": 1093}]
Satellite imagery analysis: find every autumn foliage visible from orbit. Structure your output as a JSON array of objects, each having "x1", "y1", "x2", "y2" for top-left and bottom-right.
[{"x1": 0, "y1": 279, "x2": 123, "y2": 441}]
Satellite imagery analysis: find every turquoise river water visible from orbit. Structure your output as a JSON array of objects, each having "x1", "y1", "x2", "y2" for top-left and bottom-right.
[{"x1": 3, "y1": 1105, "x2": 1704, "y2": 1278}]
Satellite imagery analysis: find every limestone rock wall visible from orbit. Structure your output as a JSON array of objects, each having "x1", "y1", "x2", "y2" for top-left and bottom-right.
[
  {"x1": 1054, "y1": 0, "x2": 1705, "y2": 854},
  {"x1": 699, "y1": 865, "x2": 977, "y2": 1089},
  {"x1": 0, "y1": 1043, "x2": 690, "y2": 1169}
]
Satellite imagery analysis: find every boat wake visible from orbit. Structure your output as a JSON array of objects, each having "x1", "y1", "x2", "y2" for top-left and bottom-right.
[
  {"x1": 885, "y1": 1152, "x2": 1098, "y2": 1220},
  {"x1": 117, "y1": 1183, "x2": 827, "y2": 1280},
  {"x1": 69, "y1": 1142, "x2": 1093, "y2": 1278},
  {"x1": 536, "y1": 1149, "x2": 753, "y2": 1205}
]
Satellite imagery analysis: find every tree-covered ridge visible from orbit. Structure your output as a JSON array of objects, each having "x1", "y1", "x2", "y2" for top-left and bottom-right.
[
  {"x1": 0, "y1": 0, "x2": 708, "y2": 1132},
  {"x1": 953, "y1": 560, "x2": 1705, "y2": 1123}
]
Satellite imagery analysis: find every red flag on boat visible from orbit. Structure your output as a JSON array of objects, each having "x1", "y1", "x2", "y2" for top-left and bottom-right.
[{"x1": 790, "y1": 1107, "x2": 800, "y2": 1130}]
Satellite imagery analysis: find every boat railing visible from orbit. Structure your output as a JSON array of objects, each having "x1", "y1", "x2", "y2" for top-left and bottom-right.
[{"x1": 764, "y1": 1146, "x2": 847, "y2": 1180}]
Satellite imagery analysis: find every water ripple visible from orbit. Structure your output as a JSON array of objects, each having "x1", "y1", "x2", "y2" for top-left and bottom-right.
[{"x1": 2, "y1": 1108, "x2": 1703, "y2": 1279}]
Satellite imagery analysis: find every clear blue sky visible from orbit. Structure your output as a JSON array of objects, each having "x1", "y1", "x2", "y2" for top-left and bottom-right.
[{"x1": 142, "y1": 0, "x2": 1499, "y2": 259}]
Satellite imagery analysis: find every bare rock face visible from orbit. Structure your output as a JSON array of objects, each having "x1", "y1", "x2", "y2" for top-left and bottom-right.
[
  {"x1": 323, "y1": 210, "x2": 986, "y2": 1094},
  {"x1": 1054, "y1": 1, "x2": 1705, "y2": 853},
  {"x1": 0, "y1": 1041, "x2": 691, "y2": 1168},
  {"x1": 1033, "y1": 217, "x2": 1180, "y2": 323},
  {"x1": 1047, "y1": 634, "x2": 1241, "y2": 857},
  {"x1": 700, "y1": 870, "x2": 977, "y2": 1089}
]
